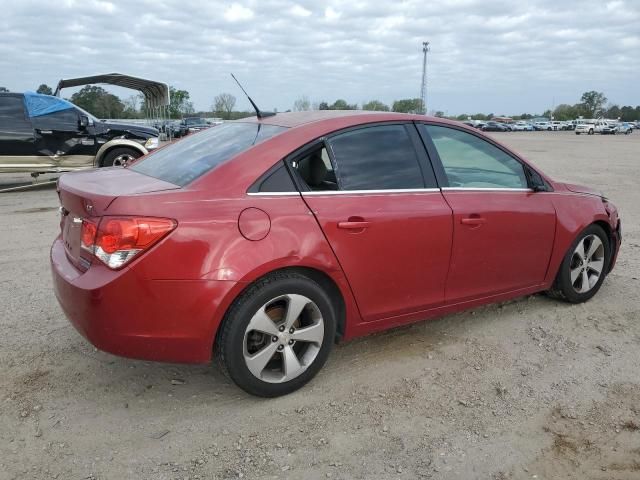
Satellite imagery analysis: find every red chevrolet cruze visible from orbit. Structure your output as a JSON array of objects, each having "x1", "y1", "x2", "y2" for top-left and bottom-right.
[{"x1": 51, "y1": 111, "x2": 621, "y2": 397}]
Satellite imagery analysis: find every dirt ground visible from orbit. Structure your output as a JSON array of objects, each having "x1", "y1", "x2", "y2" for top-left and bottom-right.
[{"x1": 1, "y1": 131, "x2": 639, "y2": 480}]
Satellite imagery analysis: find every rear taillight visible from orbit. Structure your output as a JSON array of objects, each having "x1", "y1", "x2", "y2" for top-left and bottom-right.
[{"x1": 80, "y1": 217, "x2": 176, "y2": 269}]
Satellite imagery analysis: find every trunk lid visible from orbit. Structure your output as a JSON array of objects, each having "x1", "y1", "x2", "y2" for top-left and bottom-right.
[{"x1": 57, "y1": 167, "x2": 179, "y2": 270}]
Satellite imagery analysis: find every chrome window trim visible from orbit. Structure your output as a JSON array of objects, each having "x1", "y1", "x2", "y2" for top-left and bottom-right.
[
  {"x1": 246, "y1": 187, "x2": 537, "y2": 196},
  {"x1": 302, "y1": 188, "x2": 441, "y2": 195},
  {"x1": 246, "y1": 191, "x2": 301, "y2": 196},
  {"x1": 442, "y1": 187, "x2": 533, "y2": 192},
  {"x1": 246, "y1": 188, "x2": 443, "y2": 196}
]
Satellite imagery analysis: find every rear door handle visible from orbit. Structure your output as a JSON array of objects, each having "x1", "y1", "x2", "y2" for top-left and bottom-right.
[
  {"x1": 461, "y1": 216, "x2": 486, "y2": 226},
  {"x1": 337, "y1": 221, "x2": 371, "y2": 229}
]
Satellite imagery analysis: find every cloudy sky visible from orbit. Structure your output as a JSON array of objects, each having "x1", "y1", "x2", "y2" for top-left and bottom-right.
[{"x1": 1, "y1": 0, "x2": 638, "y2": 115}]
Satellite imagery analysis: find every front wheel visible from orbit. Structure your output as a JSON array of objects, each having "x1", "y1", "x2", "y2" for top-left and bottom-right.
[
  {"x1": 216, "y1": 272, "x2": 337, "y2": 397},
  {"x1": 547, "y1": 225, "x2": 610, "y2": 303},
  {"x1": 101, "y1": 147, "x2": 141, "y2": 167}
]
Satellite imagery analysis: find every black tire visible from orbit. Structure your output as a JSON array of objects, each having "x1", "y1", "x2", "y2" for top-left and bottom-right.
[
  {"x1": 546, "y1": 224, "x2": 610, "y2": 303},
  {"x1": 589, "y1": 129, "x2": 594, "y2": 135},
  {"x1": 101, "y1": 147, "x2": 141, "y2": 167},
  {"x1": 575, "y1": 132, "x2": 580, "y2": 135},
  {"x1": 215, "y1": 271, "x2": 337, "y2": 397}
]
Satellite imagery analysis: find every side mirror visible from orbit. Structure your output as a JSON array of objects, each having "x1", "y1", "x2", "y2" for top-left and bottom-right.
[{"x1": 79, "y1": 115, "x2": 89, "y2": 129}]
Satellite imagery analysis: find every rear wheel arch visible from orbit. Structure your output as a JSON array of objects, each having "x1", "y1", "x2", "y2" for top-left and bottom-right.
[
  {"x1": 215, "y1": 266, "x2": 347, "y2": 348},
  {"x1": 95, "y1": 140, "x2": 147, "y2": 167}
]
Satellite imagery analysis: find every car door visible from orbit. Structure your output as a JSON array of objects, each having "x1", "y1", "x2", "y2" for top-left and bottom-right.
[
  {"x1": 289, "y1": 123, "x2": 453, "y2": 323},
  {"x1": 31, "y1": 106, "x2": 96, "y2": 169},
  {"x1": 418, "y1": 123, "x2": 556, "y2": 303},
  {"x1": 0, "y1": 94, "x2": 39, "y2": 171}
]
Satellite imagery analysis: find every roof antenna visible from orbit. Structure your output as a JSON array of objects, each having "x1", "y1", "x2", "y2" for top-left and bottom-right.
[{"x1": 230, "y1": 73, "x2": 276, "y2": 119}]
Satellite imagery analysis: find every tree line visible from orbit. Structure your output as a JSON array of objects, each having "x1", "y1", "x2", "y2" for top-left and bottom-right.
[{"x1": 2, "y1": 85, "x2": 639, "y2": 122}]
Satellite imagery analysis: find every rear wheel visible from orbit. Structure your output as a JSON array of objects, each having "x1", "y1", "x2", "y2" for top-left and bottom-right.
[
  {"x1": 216, "y1": 272, "x2": 336, "y2": 397},
  {"x1": 547, "y1": 225, "x2": 610, "y2": 303},
  {"x1": 101, "y1": 147, "x2": 141, "y2": 167}
]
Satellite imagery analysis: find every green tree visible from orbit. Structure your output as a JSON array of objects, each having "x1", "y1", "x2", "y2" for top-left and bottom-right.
[
  {"x1": 580, "y1": 91, "x2": 607, "y2": 117},
  {"x1": 392, "y1": 98, "x2": 422, "y2": 113},
  {"x1": 330, "y1": 99, "x2": 357, "y2": 110},
  {"x1": 434, "y1": 111, "x2": 445, "y2": 118},
  {"x1": 165, "y1": 87, "x2": 194, "y2": 118},
  {"x1": 620, "y1": 106, "x2": 636, "y2": 122},
  {"x1": 362, "y1": 100, "x2": 389, "y2": 111},
  {"x1": 605, "y1": 104, "x2": 621, "y2": 120},
  {"x1": 0, "y1": 87, "x2": 9, "y2": 92},
  {"x1": 552, "y1": 104, "x2": 579, "y2": 121},
  {"x1": 69, "y1": 85, "x2": 125, "y2": 118},
  {"x1": 318, "y1": 101, "x2": 329, "y2": 110},
  {"x1": 36, "y1": 84, "x2": 53, "y2": 95},
  {"x1": 470, "y1": 113, "x2": 487, "y2": 120}
]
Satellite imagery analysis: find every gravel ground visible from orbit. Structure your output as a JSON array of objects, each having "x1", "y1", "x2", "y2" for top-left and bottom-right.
[{"x1": 1, "y1": 131, "x2": 639, "y2": 480}]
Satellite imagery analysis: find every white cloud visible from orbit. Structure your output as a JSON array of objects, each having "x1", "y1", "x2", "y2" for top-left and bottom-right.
[
  {"x1": 223, "y1": 3, "x2": 254, "y2": 22},
  {"x1": 324, "y1": 6, "x2": 341, "y2": 21},
  {"x1": 0, "y1": 0, "x2": 638, "y2": 115},
  {"x1": 290, "y1": 4, "x2": 312, "y2": 17}
]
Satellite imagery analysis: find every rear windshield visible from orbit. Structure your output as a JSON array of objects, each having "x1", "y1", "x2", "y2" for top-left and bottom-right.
[{"x1": 131, "y1": 122, "x2": 287, "y2": 186}]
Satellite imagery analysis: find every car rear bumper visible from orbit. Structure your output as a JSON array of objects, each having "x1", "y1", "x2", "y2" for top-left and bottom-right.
[{"x1": 51, "y1": 237, "x2": 237, "y2": 364}]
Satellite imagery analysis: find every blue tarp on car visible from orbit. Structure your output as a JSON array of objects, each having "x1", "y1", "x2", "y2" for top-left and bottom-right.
[{"x1": 23, "y1": 91, "x2": 74, "y2": 117}]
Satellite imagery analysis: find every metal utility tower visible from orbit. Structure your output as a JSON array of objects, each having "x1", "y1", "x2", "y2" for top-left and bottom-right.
[{"x1": 420, "y1": 41, "x2": 430, "y2": 115}]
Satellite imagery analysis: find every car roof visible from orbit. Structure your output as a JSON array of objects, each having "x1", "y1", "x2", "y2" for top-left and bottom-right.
[{"x1": 234, "y1": 110, "x2": 445, "y2": 129}]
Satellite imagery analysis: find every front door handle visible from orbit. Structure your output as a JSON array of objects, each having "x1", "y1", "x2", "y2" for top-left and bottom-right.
[
  {"x1": 461, "y1": 216, "x2": 486, "y2": 226},
  {"x1": 338, "y1": 221, "x2": 371, "y2": 229}
]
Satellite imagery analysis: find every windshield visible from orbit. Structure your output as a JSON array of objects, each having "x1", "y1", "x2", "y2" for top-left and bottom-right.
[
  {"x1": 130, "y1": 122, "x2": 287, "y2": 186},
  {"x1": 72, "y1": 104, "x2": 100, "y2": 123}
]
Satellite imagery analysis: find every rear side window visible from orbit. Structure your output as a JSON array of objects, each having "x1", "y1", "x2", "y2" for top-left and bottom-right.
[
  {"x1": 0, "y1": 96, "x2": 32, "y2": 133},
  {"x1": 327, "y1": 125, "x2": 424, "y2": 190},
  {"x1": 131, "y1": 122, "x2": 287, "y2": 186}
]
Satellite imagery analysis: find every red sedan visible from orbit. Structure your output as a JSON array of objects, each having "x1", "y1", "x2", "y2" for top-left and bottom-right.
[{"x1": 51, "y1": 111, "x2": 622, "y2": 397}]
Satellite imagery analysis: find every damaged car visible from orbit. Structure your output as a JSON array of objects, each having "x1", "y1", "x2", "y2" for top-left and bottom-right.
[{"x1": 0, "y1": 91, "x2": 159, "y2": 174}]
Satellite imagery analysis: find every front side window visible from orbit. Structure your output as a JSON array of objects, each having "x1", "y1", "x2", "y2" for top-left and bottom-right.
[
  {"x1": 327, "y1": 124, "x2": 425, "y2": 190},
  {"x1": 31, "y1": 108, "x2": 80, "y2": 131},
  {"x1": 131, "y1": 122, "x2": 287, "y2": 186},
  {"x1": 423, "y1": 125, "x2": 528, "y2": 189}
]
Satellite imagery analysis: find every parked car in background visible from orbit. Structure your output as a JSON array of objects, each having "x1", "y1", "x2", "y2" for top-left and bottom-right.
[
  {"x1": 498, "y1": 122, "x2": 513, "y2": 131},
  {"x1": 534, "y1": 121, "x2": 552, "y2": 131},
  {"x1": 594, "y1": 120, "x2": 617, "y2": 135},
  {"x1": 0, "y1": 91, "x2": 159, "y2": 173},
  {"x1": 617, "y1": 122, "x2": 633, "y2": 134},
  {"x1": 180, "y1": 117, "x2": 212, "y2": 135},
  {"x1": 481, "y1": 121, "x2": 508, "y2": 132},
  {"x1": 512, "y1": 122, "x2": 534, "y2": 131},
  {"x1": 51, "y1": 111, "x2": 621, "y2": 397},
  {"x1": 575, "y1": 122, "x2": 595, "y2": 135},
  {"x1": 550, "y1": 121, "x2": 564, "y2": 131}
]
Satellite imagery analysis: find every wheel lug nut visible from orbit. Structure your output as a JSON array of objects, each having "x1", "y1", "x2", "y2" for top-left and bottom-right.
[
  {"x1": 279, "y1": 325, "x2": 285, "y2": 332},
  {"x1": 288, "y1": 340, "x2": 294, "y2": 345},
  {"x1": 289, "y1": 328, "x2": 294, "y2": 334},
  {"x1": 277, "y1": 345, "x2": 284, "y2": 351},
  {"x1": 272, "y1": 336, "x2": 278, "y2": 342}
]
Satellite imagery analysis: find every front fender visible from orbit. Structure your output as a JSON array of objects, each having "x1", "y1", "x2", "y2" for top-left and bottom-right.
[
  {"x1": 544, "y1": 192, "x2": 613, "y2": 285},
  {"x1": 94, "y1": 139, "x2": 148, "y2": 167}
]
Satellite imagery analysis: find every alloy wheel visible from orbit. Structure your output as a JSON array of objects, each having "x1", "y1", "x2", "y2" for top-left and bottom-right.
[
  {"x1": 243, "y1": 294, "x2": 324, "y2": 383},
  {"x1": 569, "y1": 234, "x2": 605, "y2": 294},
  {"x1": 113, "y1": 153, "x2": 136, "y2": 167}
]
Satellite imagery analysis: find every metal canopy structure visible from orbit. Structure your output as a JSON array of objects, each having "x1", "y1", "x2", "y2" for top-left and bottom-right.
[{"x1": 54, "y1": 73, "x2": 170, "y2": 109}]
